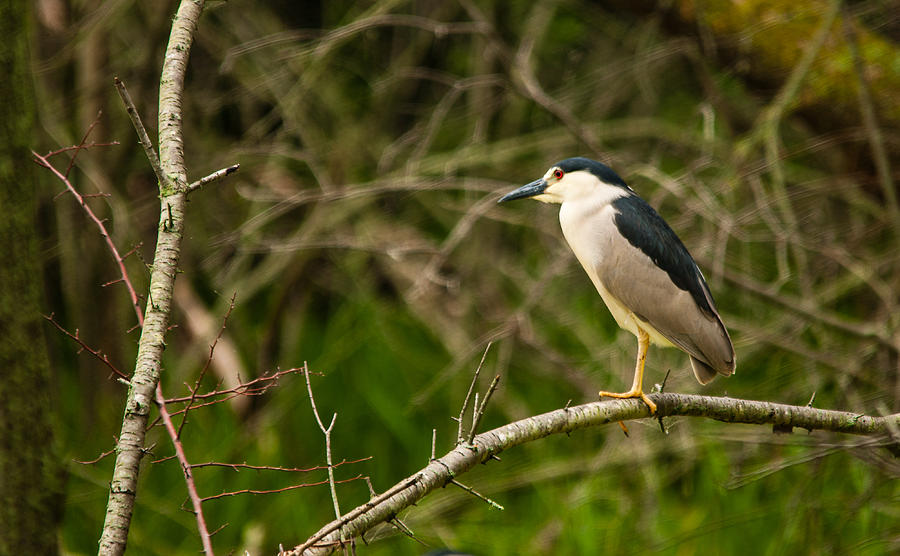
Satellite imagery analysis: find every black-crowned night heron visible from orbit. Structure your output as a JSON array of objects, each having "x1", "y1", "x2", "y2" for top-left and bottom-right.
[{"x1": 499, "y1": 157, "x2": 735, "y2": 413}]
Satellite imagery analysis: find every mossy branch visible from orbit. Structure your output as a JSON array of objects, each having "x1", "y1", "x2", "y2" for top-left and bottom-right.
[{"x1": 285, "y1": 393, "x2": 898, "y2": 555}]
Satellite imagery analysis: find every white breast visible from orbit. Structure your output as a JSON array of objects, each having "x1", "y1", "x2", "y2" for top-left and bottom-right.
[{"x1": 558, "y1": 190, "x2": 675, "y2": 347}]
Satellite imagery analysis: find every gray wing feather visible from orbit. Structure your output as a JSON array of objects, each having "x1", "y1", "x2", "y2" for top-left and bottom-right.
[{"x1": 597, "y1": 233, "x2": 735, "y2": 377}]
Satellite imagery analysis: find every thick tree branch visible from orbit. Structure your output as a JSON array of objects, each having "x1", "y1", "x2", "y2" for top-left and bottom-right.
[
  {"x1": 98, "y1": 1, "x2": 206, "y2": 555},
  {"x1": 286, "y1": 393, "x2": 898, "y2": 555}
]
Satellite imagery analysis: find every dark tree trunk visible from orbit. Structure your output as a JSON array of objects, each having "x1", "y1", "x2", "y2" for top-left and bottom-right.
[{"x1": 0, "y1": 0, "x2": 65, "y2": 552}]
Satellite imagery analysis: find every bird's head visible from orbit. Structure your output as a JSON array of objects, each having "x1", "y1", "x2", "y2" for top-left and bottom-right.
[{"x1": 498, "y1": 157, "x2": 631, "y2": 205}]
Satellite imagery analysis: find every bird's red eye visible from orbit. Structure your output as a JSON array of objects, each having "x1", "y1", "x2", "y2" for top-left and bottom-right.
[{"x1": 553, "y1": 169, "x2": 564, "y2": 180}]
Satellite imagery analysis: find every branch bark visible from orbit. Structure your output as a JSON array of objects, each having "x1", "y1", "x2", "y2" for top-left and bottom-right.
[
  {"x1": 97, "y1": 1, "x2": 206, "y2": 554},
  {"x1": 285, "y1": 393, "x2": 898, "y2": 555}
]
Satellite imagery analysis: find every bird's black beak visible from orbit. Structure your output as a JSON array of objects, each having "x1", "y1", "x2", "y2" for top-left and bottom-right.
[{"x1": 497, "y1": 178, "x2": 547, "y2": 203}]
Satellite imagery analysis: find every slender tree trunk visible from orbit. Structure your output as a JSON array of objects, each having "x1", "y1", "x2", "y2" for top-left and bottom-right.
[
  {"x1": 98, "y1": 2, "x2": 205, "y2": 553},
  {"x1": 0, "y1": 0, "x2": 65, "y2": 553}
]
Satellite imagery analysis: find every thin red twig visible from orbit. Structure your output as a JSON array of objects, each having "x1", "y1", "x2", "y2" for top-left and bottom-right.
[
  {"x1": 160, "y1": 393, "x2": 251, "y2": 417},
  {"x1": 155, "y1": 383, "x2": 212, "y2": 542},
  {"x1": 190, "y1": 457, "x2": 372, "y2": 473},
  {"x1": 44, "y1": 141, "x2": 120, "y2": 158},
  {"x1": 201, "y1": 475, "x2": 364, "y2": 503},
  {"x1": 63, "y1": 110, "x2": 104, "y2": 178},
  {"x1": 74, "y1": 445, "x2": 117, "y2": 465},
  {"x1": 33, "y1": 150, "x2": 144, "y2": 326},
  {"x1": 177, "y1": 292, "x2": 238, "y2": 438},
  {"x1": 164, "y1": 367, "x2": 308, "y2": 405},
  {"x1": 43, "y1": 313, "x2": 129, "y2": 380}
]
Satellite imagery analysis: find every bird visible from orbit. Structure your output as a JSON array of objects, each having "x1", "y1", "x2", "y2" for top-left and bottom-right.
[{"x1": 498, "y1": 157, "x2": 735, "y2": 413}]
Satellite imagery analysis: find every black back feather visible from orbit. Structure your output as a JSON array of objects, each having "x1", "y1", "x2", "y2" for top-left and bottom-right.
[{"x1": 611, "y1": 195, "x2": 717, "y2": 318}]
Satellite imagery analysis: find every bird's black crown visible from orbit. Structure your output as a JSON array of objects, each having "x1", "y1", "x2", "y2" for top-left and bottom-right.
[{"x1": 555, "y1": 157, "x2": 629, "y2": 189}]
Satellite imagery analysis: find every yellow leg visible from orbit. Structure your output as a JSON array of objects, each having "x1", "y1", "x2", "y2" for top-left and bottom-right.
[{"x1": 599, "y1": 327, "x2": 657, "y2": 413}]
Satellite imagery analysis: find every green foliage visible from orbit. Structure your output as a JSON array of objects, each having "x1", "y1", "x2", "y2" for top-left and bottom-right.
[{"x1": 34, "y1": 0, "x2": 899, "y2": 554}]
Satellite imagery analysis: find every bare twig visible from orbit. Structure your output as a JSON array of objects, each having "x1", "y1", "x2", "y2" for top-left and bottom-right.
[
  {"x1": 385, "y1": 516, "x2": 423, "y2": 545},
  {"x1": 69, "y1": 112, "x2": 100, "y2": 171},
  {"x1": 457, "y1": 342, "x2": 492, "y2": 444},
  {"x1": 189, "y1": 458, "x2": 371, "y2": 473},
  {"x1": 42, "y1": 314, "x2": 128, "y2": 380},
  {"x1": 114, "y1": 77, "x2": 166, "y2": 187},
  {"x1": 364, "y1": 477, "x2": 377, "y2": 499},
  {"x1": 187, "y1": 164, "x2": 241, "y2": 194},
  {"x1": 33, "y1": 152, "x2": 144, "y2": 325},
  {"x1": 467, "y1": 374, "x2": 501, "y2": 444},
  {"x1": 448, "y1": 478, "x2": 504, "y2": 510},
  {"x1": 74, "y1": 446, "x2": 117, "y2": 465},
  {"x1": 154, "y1": 382, "x2": 213, "y2": 554},
  {"x1": 163, "y1": 367, "x2": 307, "y2": 405},
  {"x1": 202, "y1": 476, "x2": 363, "y2": 503},
  {"x1": 177, "y1": 293, "x2": 237, "y2": 438},
  {"x1": 304, "y1": 364, "x2": 343, "y2": 524},
  {"x1": 43, "y1": 141, "x2": 120, "y2": 159}
]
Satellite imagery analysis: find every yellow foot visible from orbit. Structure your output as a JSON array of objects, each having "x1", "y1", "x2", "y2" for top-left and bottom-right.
[{"x1": 598, "y1": 389, "x2": 657, "y2": 414}]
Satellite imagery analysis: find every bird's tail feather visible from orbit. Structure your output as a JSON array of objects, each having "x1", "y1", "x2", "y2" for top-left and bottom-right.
[{"x1": 690, "y1": 356, "x2": 719, "y2": 385}]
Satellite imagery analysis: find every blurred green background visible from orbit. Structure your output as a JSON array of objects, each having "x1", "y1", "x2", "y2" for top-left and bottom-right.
[{"x1": 30, "y1": 0, "x2": 899, "y2": 554}]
